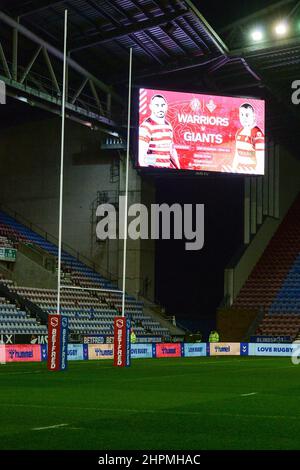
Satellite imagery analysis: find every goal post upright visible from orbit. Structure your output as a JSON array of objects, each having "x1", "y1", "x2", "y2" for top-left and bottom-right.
[{"x1": 121, "y1": 47, "x2": 133, "y2": 319}]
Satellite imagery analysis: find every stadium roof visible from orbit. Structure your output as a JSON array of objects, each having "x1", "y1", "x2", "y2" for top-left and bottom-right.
[{"x1": 0, "y1": 0, "x2": 299, "y2": 144}]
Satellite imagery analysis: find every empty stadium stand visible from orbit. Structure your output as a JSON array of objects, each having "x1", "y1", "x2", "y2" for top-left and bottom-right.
[
  {"x1": 0, "y1": 277, "x2": 47, "y2": 336},
  {"x1": 0, "y1": 235, "x2": 15, "y2": 249},
  {"x1": 0, "y1": 210, "x2": 171, "y2": 340},
  {"x1": 232, "y1": 195, "x2": 300, "y2": 340}
]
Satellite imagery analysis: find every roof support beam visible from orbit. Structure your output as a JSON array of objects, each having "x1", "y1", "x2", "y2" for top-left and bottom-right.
[
  {"x1": 12, "y1": 17, "x2": 19, "y2": 80},
  {"x1": 20, "y1": 44, "x2": 42, "y2": 83},
  {"x1": 108, "y1": 0, "x2": 162, "y2": 64},
  {"x1": 230, "y1": 37, "x2": 300, "y2": 58},
  {"x1": 14, "y1": 1, "x2": 67, "y2": 18},
  {"x1": 0, "y1": 73, "x2": 117, "y2": 128},
  {"x1": 0, "y1": 42, "x2": 12, "y2": 79},
  {"x1": 129, "y1": 34, "x2": 164, "y2": 65},
  {"x1": 148, "y1": 0, "x2": 190, "y2": 54},
  {"x1": 70, "y1": 9, "x2": 188, "y2": 52},
  {"x1": 89, "y1": 79, "x2": 104, "y2": 115},
  {"x1": 42, "y1": 47, "x2": 61, "y2": 94},
  {"x1": 71, "y1": 77, "x2": 88, "y2": 105},
  {"x1": 134, "y1": 54, "x2": 225, "y2": 79},
  {"x1": 0, "y1": 10, "x2": 123, "y2": 104}
]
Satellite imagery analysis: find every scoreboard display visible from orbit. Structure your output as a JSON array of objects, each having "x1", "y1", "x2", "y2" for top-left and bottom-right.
[{"x1": 137, "y1": 88, "x2": 265, "y2": 175}]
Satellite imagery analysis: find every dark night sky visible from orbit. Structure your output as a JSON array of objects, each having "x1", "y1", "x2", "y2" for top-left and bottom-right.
[{"x1": 195, "y1": 0, "x2": 283, "y2": 29}]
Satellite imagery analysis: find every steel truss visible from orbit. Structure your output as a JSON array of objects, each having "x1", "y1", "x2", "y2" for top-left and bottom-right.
[{"x1": 0, "y1": 10, "x2": 123, "y2": 134}]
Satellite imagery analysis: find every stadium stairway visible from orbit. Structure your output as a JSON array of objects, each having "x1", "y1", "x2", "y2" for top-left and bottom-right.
[
  {"x1": 0, "y1": 210, "x2": 171, "y2": 340},
  {"x1": 232, "y1": 194, "x2": 300, "y2": 340}
]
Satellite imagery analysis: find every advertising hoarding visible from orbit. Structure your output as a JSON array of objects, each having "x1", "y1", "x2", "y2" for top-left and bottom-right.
[
  {"x1": 209, "y1": 342, "x2": 241, "y2": 356},
  {"x1": 155, "y1": 343, "x2": 182, "y2": 358}
]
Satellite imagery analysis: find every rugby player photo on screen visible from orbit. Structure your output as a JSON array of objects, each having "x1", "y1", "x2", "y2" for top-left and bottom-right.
[
  {"x1": 232, "y1": 103, "x2": 265, "y2": 174},
  {"x1": 138, "y1": 94, "x2": 181, "y2": 169}
]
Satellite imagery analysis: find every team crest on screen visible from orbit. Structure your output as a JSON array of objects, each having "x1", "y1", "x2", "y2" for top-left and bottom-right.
[
  {"x1": 190, "y1": 98, "x2": 201, "y2": 112},
  {"x1": 206, "y1": 99, "x2": 217, "y2": 112}
]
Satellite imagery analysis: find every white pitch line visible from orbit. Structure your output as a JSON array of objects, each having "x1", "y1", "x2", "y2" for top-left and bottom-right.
[
  {"x1": 240, "y1": 392, "x2": 258, "y2": 397},
  {"x1": 1, "y1": 403, "x2": 300, "y2": 421},
  {"x1": 32, "y1": 423, "x2": 69, "y2": 431},
  {"x1": 0, "y1": 371, "x2": 42, "y2": 376}
]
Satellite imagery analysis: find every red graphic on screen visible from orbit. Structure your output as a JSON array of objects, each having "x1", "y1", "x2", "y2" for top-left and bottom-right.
[{"x1": 138, "y1": 88, "x2": 265, "y2": 175}]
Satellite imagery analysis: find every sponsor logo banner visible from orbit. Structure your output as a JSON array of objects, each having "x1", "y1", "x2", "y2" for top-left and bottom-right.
[
  {"x1": 126, "y1": 319, "x2": 131, "y2": 367},
  {"x1": 88, "y1": 344, "x2": 114, "y2": 360},
  {"x1": 250, "y1": 335, "x2": 291, "y2": 343},
  {"x1": 68, "y1": 344, "x2": 84, "y2": 361},
  {"x1": 0, "y1": 334, "x2": 14, "y2": 345},
  {"x1": 113, "y1": 317, "x2": 131, "y2": 367},
  {"x1": 131, "y1": 344, "x2": 153, "y2": 359},
  {"x1": 240, "y1": 343, "x2": 249, "y2": 356},
  {"x1": 41, "y1": 345, "x2": 47, "y2": 362},
  {"x1": 83, "y1": 344, "x2": 89, "y2": 360},
  {"x1": 60, "y1": 317, "x2": 68, "y2": 370},
  {"x1": 183, "y1": 343, "x2": 207, "y2": 357},
  {"x1": 136, "y1": 336, "x2": 162, "y2": 343},
  {"x1": 249, "y1": 343, "x2": 299, "y2": 356},
  {"x1": 5, "y1": 344, "x2": 42, "y2": 362},
  {"x1": 83, "y1": 336, "x2": 106, "y2": 344},
  {"x1": 0, "y1": 334, "x2": 48, "y2": 345},
  {"x1": 40, "y1": 344, "x2": 88, "y2": 361},
  {"x1": 155, "y1": 343, "x2": 182, "y2": 358},
  {"x1": 0, "y1": 344, "x2": 6, "y2": 363},
  {"x1": 210, "y1": 342, "x2": 241, "y2": 356},
  {"x1": 47, "y1": 315, "x2": 68, "y2": 371},
  {"x1": 83, "y1": 336, "x2": 114, "y2": 344}
]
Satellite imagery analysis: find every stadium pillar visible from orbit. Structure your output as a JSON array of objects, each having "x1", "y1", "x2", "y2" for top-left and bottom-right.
[
  {"x1": 250, "y1": 177, "x2": 257, "y2": 235},
  {"x1": 244, "y1": 177, "x2": 251, "y2": 244},
  {"x1": 0, "y1": 79, "x2": 6, "y2": 104},
  {"x1": 257, "y1": 176, "x2": 263, "y2": 225},
  {"x1": 268, "y1": 141, "x2": 275, "y2": 217},
  {"x1": 274, "y1": 144, "x2": 280, "y2": 218}
]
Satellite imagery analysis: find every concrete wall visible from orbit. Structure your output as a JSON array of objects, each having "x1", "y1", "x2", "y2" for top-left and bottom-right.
[
  {"x1": 12, "y1": 251, "x2": 57, "y2": 289},
  {"x1": 0, "y1": 116, "x2": 118, "y2": 278},
  {"x1": 140, "y1": 179, "x2": 156, "y2": 302},
  {"x1": 117, "y1": 160, "x2": 156, "y2": 300}
]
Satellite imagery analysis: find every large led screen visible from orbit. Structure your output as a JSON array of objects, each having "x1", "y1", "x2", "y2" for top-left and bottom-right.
[{"x1": 138, "y1": 88, "x2": 265, "y2": 175}]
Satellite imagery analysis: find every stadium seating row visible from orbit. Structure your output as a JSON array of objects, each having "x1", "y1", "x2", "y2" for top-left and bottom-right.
[
  {"x1": 0, "y1": 211, "x2": 170, "y2": 338},
  {"x1": 232, "y1": 196, "x2": 300, "y2": 340}
]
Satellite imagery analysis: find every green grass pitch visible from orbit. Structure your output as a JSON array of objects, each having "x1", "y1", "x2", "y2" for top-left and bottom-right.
[{"x1": 0, "y1": 357, "x2": 299, "y2": 450}]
